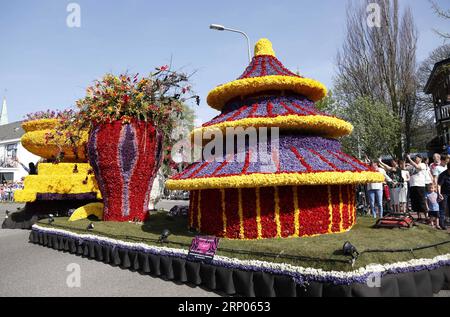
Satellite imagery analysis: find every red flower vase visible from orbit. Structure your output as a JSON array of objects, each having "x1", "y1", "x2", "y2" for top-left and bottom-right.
[{"x1": 87, "y1": 119, "x2": 163, "y2": 222}]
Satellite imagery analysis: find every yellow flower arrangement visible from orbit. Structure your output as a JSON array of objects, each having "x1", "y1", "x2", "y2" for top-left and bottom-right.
[
  {"x1": 21, "y1": 120, "x2": 89, "y2": 162},
  {"x1": 194, "y1": 114, "x2": 354, "y2": 139},
  {"x1": 166, "y1": 171, "x2": 384, "y2": 191},
  {"x1": 22, "y1": 118, "x2": 59, "y2": 132},
  {"x1": 37, "y1": 163, "x2": 92, "y2": 175},
  {"x1": 254, "y1": 38, "x2": 276, "y2": 57},
  {"x1": 69, "y1": 202, "x2": 104, "y2": 221},
  {"x1": 207, "y1": 75, "x2": 327, "y2": 111},
  {"x1": 14, "y1": 163, "x2": 101, "y2": 203}
]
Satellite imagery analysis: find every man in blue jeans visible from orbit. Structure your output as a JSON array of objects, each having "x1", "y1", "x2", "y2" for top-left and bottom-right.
[
  {"x1": 437, "y1": 162, "x2": 450, "y2": 230},
  {"x1": 367, "y1": 161, "x2": 392, "y2": 218}
]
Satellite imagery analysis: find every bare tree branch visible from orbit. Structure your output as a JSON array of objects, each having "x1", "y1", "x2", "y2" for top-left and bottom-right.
[{"x1": 430, "y1": 0, "x2": 450, "y2": 39}]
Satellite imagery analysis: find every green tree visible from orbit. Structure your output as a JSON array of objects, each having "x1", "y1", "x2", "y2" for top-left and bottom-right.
[
  {"x1": 335, "y1": 0, "x2": 419, "y2": 157},
  {"x1": 339, "y1": 97, "x2": 401, "y2": 159},
  {"x1": 315, "y1": 90, "x2": 340, "y2": 114}
]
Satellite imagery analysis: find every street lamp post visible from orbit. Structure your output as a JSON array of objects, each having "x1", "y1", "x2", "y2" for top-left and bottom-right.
[{"x1": 209, "y1": 24, "x2": 252, "y2": 63}]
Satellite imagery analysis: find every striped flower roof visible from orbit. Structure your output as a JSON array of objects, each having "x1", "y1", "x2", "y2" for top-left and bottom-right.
[
  {"x1": 168, "y1": 39, "x2": 382, "y2": 191},
  {"x1": 238, "y1": 54, "x2": 300, "y2": 79},
  {"x1": 206, "y1": 39, "x2": 328, "y2": 111},
  {"x1": 166, "y1": 134, "x2": 384, "y2": 190},
  {"x1": 200, "y1": 95, "x2": 353, "y2": 138},
  {"x1": 200, "y1": 39, "x2": 352, "y2": 138}
]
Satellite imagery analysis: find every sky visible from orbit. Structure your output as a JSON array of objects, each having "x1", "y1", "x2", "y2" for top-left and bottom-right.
[{"x1": 0, "y1": 0, "x2": 449, "y2": 125}]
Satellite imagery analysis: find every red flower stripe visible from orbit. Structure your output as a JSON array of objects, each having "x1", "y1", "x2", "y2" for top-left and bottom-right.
[
  {"x1": 224, "y1": 188, "x2": 242, "y2": 239},
  {"x1": 241, "y1": 188, "x2": 258, "y2": 239},
  {"x1": 308, "y1": 149, "x2": 342, "y2": 171},
  {"x1": 242, "y1": 150, "x2": 251, "y2": 175},
  {"x1": 203, "y1": 111, "x2": 232, "y2": 127},
  {"x1": 225, "y1": 105, "x2": 248, "y2": 122},
  {"x1": 267, "y1": 57, "x2": 285, "y2": 76},
  {"x1": 172, "y1": 163, "x2": 198, "y2": 180},
  {"x1": 248, "y1": 103, "x2": 259, "y2": 118},
  {"x1": 330, "y1": 186, "x2": 341, "y2": 232},
  {"x1": 272, "y1": 58, "x2": 299, "y2": 77},
  {"x1": 337, "y1": 151, "x2": 371, "y2": 170},
  {"x1": 189, "y1": 162, "x2": 210, "y2": 178},
  {"x1": 290, "y1": 147, "x2": 312, "y2": 171},
  {"x1": 327, "y1": 150, "x2": 362, "y2": 171},
  {"x1": 211, "y1": 160, "x2": 229, "y2": 176},
  {"x1": 261, "y1": 58, "x2": 267, "y2": 76},
  {"x1": 290, "y1": 102, "x2": 316, "y2": 115},
  {"x1": 189, "y1": 190, "x2": 198, "y2": 229},
  {"x1": 197, "y1": 190, "x2": 202, "y2": 231},
  {"x1": 95, "y1": 122, "x2": 124, "y2": 221},
  {"x1": 341, "y1": 185, "x2": 350, "y2": 230},
  {"x1": 297, "y1": 186, "x2": 329, "y2": 236},
  {"x1": 200, "y1": 189, "x2": 223, "y2": 236},
  {"x1": 280, "y1": 101, "x2": 296, "y2": 114},
  {"x1": 240, "y1": 57, "x2": 259, "y2": 79},
  {"x1": 129, "y1": 122, "x2": 160, "y2": 220},
  {"x1": 351, "y1": 185, "x2": 356, "y2": 226},
  {"x1": 267, "y1": 102, "x2": 274, "y2": 117},
  {"x1": 259, "y1": 187, "x2": 278, "y2": 238},
  {"x1": 278, "y1": 186, "x2": 296, "y2": 237},
  {"x1": 272, "y1": 149, "x2": 281, "y2": 173},
  {"x1": 348, "y1": 185, "x2": 355, "y2": 227}
]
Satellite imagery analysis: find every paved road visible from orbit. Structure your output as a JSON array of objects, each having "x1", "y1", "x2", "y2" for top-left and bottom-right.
[{"x1": 0, "y1": 201, "x2": 216, "y2": 297}]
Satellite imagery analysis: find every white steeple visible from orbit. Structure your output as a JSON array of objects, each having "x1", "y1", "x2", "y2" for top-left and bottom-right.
[{"x1": 0, "y1": 96, "x2": 8, "y2": 126}]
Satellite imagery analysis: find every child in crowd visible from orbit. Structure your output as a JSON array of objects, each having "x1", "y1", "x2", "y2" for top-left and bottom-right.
[{"x1": 426, "y1": 184, "x2": 440, "y2": 228}]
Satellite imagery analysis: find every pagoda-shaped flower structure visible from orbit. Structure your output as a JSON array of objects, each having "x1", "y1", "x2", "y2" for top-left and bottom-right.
[{"x1": 167, "y1": 39, "x2": 383, "y2": 239}]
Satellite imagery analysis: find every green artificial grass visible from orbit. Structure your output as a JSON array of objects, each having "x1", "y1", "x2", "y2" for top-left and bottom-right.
[{"x1": 37, "y1": 213, "x2": 450, "y2": 272}]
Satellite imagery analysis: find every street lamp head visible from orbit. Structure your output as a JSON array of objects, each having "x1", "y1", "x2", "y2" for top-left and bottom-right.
[{"x1": 210, "y1": 24, "x2": 225, "y2": 31}]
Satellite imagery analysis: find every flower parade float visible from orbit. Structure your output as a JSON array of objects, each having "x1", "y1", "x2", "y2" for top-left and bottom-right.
[
  {"x1": 165, "y1": 38, "x2": 384, "y2": 239},
  {"x1": 26, "y1": 43, "x2": 450, "y2": 297},
  {"x1": 76, "y1": 70, "x2": 196, "y2": 222},
  {"x1": 7, "y1": 68, "x2": 197, "y2": 227}
]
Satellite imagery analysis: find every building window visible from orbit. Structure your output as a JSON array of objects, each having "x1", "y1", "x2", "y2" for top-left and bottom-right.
[
  {"x1": 0, "y1": 172, "x2": 14, "y2": 183},
  {"x1": 0, "y1": 143, "x2": 18, "y2": 168}
]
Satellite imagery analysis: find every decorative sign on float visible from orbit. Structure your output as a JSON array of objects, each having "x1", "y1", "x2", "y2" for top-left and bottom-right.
[{"x1": 187, "y1": 236, "x2": 220, "y2": 263}]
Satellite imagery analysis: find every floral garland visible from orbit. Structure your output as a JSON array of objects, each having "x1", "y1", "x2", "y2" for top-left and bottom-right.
[
  {"x1": 207, "y1": 75, "x2": 327, "y2": 111},
  {"x1": 166, "y1": 171, "x2": 384, "y2": 191},
  {"x1": 32, "y1": 224, "x2": 450, "y2": 287},
  {"x1": 195, "y1": 114, "x2": 352, "y2": 139}
]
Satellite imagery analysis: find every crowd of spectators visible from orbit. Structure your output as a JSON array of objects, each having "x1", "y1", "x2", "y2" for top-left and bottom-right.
[
  {"x1": 0, "y1": 181, "x2": 24, "y2": 202},
  {"x1": 365, "y1": 153, "x2": 450, "y2": 230}
]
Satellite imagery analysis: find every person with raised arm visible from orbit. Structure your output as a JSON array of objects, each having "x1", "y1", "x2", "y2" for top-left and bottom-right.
[{"x1": 406, "y1": 154, "x2": 428, "y2": 221}]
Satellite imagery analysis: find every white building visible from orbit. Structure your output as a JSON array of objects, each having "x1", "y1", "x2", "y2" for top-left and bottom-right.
[{"x1": 0, "y1": 98, "x2": 40, "y2": 182}]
